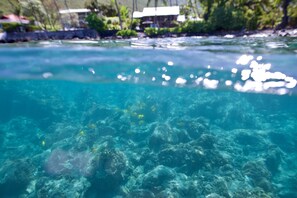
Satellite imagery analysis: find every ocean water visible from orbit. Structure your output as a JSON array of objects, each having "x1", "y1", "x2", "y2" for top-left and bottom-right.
[{"x1": 0, "y1": 36, "x2": 297, "y2": 198}]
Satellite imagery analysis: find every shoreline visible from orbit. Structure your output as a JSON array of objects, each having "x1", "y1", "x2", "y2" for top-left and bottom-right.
[
  {"x1": 145, "y1": 28, "x2": 297, "y2": 38},
  {"x1": 0, "y1": 28, "x2": 297, "y2": 43}
]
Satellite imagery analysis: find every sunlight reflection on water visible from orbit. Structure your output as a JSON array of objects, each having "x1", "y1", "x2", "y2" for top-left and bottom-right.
[{"x1": 0, "y1": 37, "x2": 296, "y2": 95}]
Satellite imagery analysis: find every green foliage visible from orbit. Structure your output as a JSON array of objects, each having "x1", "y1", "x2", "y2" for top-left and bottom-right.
[
  {"x1": 120, "y1": 6, "x2": 129, "y2": 21},
  {"x1": 84, "y1": 0, "x2": 117, "y2": 17},
  {"x1": 131, "y1": 19, "x2": 140, "y2": 30},
  {"x1": 209, "y1": 6, "x2": 246, "y2": 31},
  {"x1": 144, "y1": 27, "x2": 161, "y2": 36},
  {"x1": 1, "y1": 22, "x2": 42, "y2": 32},
  {"x1": 259, "y1": 9, "x2": 282, "y2": 29},
  {"x1": 144, "y1": 27, "x2": 174, "y2": 36},
  {"x1": 105, "y1": 17, "x2": 121, "y2": 30},
  {"x1": 20, "y1": 0, "x2": 46, "y2": 25},
  {"x1": 180, "y1": 20, "x2": 213, "y2": 34},
  {"x1": 244, "y1": 9, "x2": 258, "y2": 30},
  {"x1": 100, "y1": 4, "x2": 117, "y2": 17},
  {"x1": 25, "y1": 24, "x2": 42, "y2": 32},
  {"x1": 84, "y1": 0, "x2": 100, "y2": 12},
  {"x1": 61, "y1": 13, "x2": 80, "y2": 29},
  {"x1": 1, "y1": 0, "x2": 296, "y2": 33},
  {"x1": 2, "y1": 22, "x2": 21, "y2": 33},
  {"x1": 116, "y1": 29, "x2": 137, "y2": 37},
  {"x1": 180, "y1": 5, "x2": 191, "y2": 16},
  {"x1": 0, "y1": 0, "x2": 20, "y2": 15},
  {"x1": 197, "y1": 0, "x2": 297, "y2": 30},
  {"x1": 288, "y1": 3, "x2": 297, "y2": 27},
  {"x1": 85, "y1": 13, "x2": 107, "y2": 33},
  {"x1": 144, "y1": 26, "x2": 199, "y2": 37}
]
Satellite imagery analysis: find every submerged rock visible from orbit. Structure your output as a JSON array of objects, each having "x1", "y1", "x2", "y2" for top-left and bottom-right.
[
  {"x1": 36, "y1": 177, "x2": 90, "y2": 197},
  {"x1": 268, "y1": 131, "x2": 295, "y2": 153},
  {"x1": 158, "y1": 144, "x2": 205, "y2": 173},
  {"x1": 149, "y1": 124, "x2": 180, "y2": 150},
  {"x1": 206, "y1": 193, "x2": 225, "y2": 198},
  {"x1": 142, "y1": 165, "x2": 175, "y2": 191},
  {"x1": 45, "y1": 149, "x2": 95, "y2": 177},
  {"x1": 126, "y1": 95, "x2": 164, "y2": 124},
  {"x1": 171, "y1": 117, "x2": 210, "y2": 140},
  {"x1": 264, "y1": 146, "x2": 282, "y2": 174},
  {"x1": 127, "y1": 189, "x2": 155, "y2": 198},
  {"x1": 83, "y1": 106, "x2": 116, "y2": 125},
  {"x1": 89, "y1": 148, "x2": 129, "y2": 195},
  {"x1": 242, "y1": 160, "x2": 273, "y2": 192},
  {"x1": 197, "y1": 133, "x2": 217, "y2": 149},
  {"x1": 234, "y1": 131, "x2": 264, "y2": 146},
  {"x1": 0, "y1": 159, "x2": 35, "y2": 197}
]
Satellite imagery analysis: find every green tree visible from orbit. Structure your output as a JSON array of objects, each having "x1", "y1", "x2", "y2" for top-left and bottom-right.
[
  {"x1": 20, "y1": 0, "x2": 48, "y2": 29},
  {"x1": 209, "y1": 5, "x2": 245, "y2": 31},
  {"x1": 51, "y1": 0, "x2": 63, "y2": 29},
  {"x1": 130, "y1": 0, "x2": 135, "y2": 29},
  {"x1": 288, "y1": 0, "x2": 297, "y2": 26},
  {"x1": 120, "y1": 5, "x2": 129, "y2": 21},
  {"x1": 275, "y1": 0, "x2": 291, "y2": 29},
  {"x1": 85, "y1": 12, "x2": 106, "y2": 33},
  {"x1": 84, "y1": 0, "x2": 117, "y2": 16},
  {"x1": 199, "y1": 0, "x2": 214, "y2": 21},
  {"x1": 62, "y1": 0, "x2": 75, "y2": 26},
  {"x1": 40, "y1": 0, "x2": 60, "y2": 30},
  {"x1": 61, "y1": 12, "x2": 79, "y2": 28},
  {"x1": 112, "y1": 0, "x2": 123, "y2": 30},
  {"x1": 84, "y1": 0, "x2": 100, "y2": 13}
]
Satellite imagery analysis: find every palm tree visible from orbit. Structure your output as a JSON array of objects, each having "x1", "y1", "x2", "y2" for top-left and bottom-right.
[
  {"x1": 185, "y1": 0, "x2": 197, "y2": 19},
  {"x1": 200, "y1": 0, "x2": 214, "y2": 21},
  {"x1": 40, "y1": 0, "x2": 55, "y2": 30},
  {"x1": 52, "y1": 0, "x2": 63, "y2": 28},
  {"x1": 135, "y1": 0, "x2": 138, "y2": 11},
  {"x1": 63, "y1": 0, "x2": 74, "y2": 27},
  {"x1": 146, "y1": 0, "x2": 167, "y2": 7},
  {"x1": 275, "y1": 0, "x2": 291, "y2": 29},
  {"x1": 130, "y1": 0, "x2": 135, "y2": 29},
  {"x1": 112, "y1": 0, "x2": 123, "y2": 30}
]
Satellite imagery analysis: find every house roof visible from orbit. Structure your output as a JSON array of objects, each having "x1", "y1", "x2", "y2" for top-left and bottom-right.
[
  {"x1": 133, "y1": 6, "x2": 180, "y2": 18},
  {"x1": 133, "y1": 11, "x2": 143, "y2": 18},
  {"x1": 59, "y1": 9, "x2": 91, "y2": 14},
  {"x1": 177, "y1": 15, "x2": 186, "y2": 22},
  {"x1": 0, "y1": 14, "x2": 29, "y2": 24}
]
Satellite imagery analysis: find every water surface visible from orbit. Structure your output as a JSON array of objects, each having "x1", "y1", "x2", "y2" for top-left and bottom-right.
[{"x1": 0, "y1": 36, "x2": 297, "y2": 198}]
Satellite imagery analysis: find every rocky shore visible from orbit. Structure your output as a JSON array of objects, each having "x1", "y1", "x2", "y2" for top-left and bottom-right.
[
  {"x1": 0, "y1": 29, "x2": 99, "y2": 43},
  {"x1": 0, "y1": 28, "x2": 297, "y2": 43}
]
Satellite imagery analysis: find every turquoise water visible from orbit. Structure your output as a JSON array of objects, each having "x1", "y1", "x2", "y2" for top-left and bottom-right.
[{"x1": 0, "y1": 36, "x2": 297, "y2": 197}]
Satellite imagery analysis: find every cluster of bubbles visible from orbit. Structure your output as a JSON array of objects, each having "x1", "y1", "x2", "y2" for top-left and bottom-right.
[{"x1": 114, "y1": 54, "x2": 296, "y2": 95}]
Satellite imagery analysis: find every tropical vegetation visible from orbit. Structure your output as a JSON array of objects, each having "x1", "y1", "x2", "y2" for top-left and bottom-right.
[
  {"x1": 116, "y1": 29, "x2": 137, "y2": 37},
  {"x1": 0, "y1": 0, "x2": 296, "y2": 35}
]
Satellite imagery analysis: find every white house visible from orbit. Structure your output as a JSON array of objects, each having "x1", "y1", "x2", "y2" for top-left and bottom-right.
[
  {"x1": 59, "y1": 9, "x2": 92, "y2": 29},
  {"x1": 133, "y1": 6, "x2": 185, "y2": 28}
]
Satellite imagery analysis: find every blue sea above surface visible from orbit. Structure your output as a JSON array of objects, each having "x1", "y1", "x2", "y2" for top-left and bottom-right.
[
  {"x1": 1, "y1": 36, "x2": 297, "y2": 94},
  {"x1": 0, "y1": 36, "x2": 297, "y2": 198}
]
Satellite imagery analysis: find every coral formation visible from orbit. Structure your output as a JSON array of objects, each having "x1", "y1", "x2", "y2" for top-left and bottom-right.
[{"x1": 0, "y1": 81, "x2": 296, "y2": 198}]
